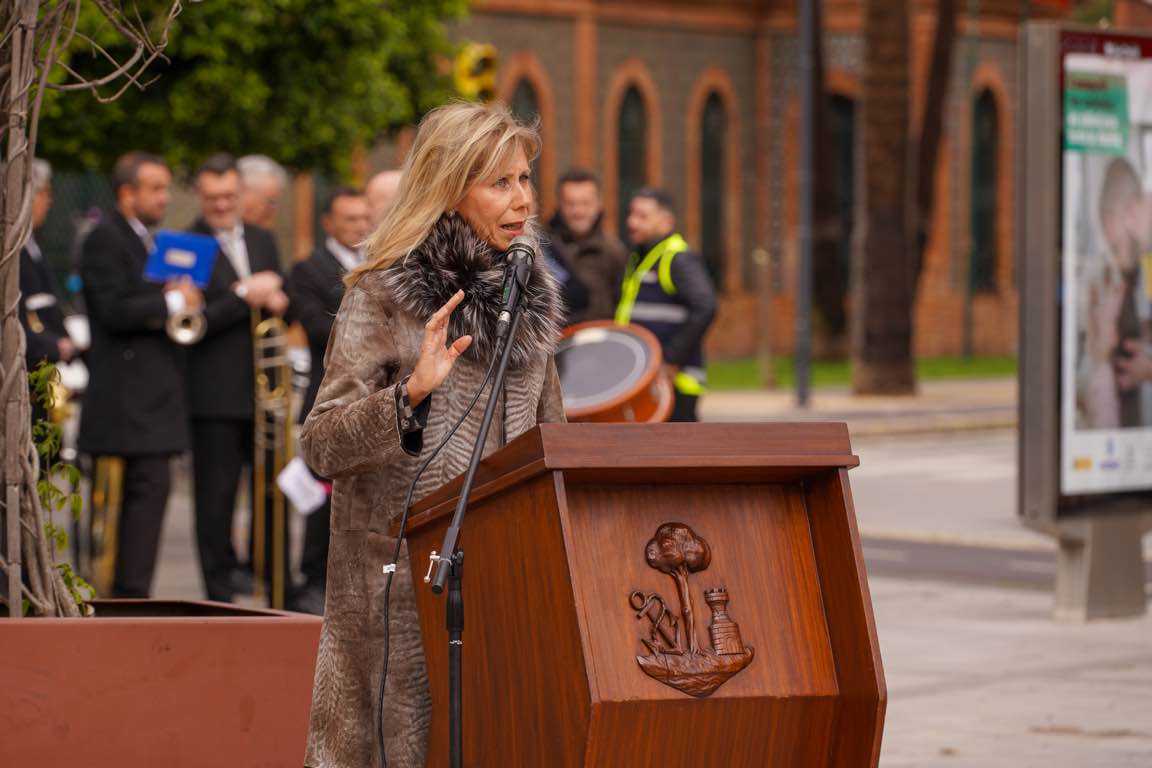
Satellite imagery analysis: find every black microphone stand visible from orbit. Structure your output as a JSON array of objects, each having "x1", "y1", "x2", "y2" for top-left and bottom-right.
[{"x1": 425, "y1": 302, "x2": 525, "y2": 768}]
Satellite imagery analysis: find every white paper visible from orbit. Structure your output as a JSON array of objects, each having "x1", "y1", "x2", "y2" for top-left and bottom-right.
[
  {"x1": 63, "y1": 314, "x2": 90, "y2": 351},
  {"x1": 56, "y1": 360, "x2": 88, "y2": 392},
  {"x1": 276, "y1": 456, "x2": 329, "y2": 515}
]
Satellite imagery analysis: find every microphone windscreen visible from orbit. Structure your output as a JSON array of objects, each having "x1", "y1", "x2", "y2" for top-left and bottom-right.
[{"x1": 507, "y1": 235, "x2": 536, "y2": 260}]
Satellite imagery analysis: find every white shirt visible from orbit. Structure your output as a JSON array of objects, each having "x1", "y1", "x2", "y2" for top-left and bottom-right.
[
  {"x1": 126, "y1": 216, "x2": 153, "y2": 251},
  {"x1": 126, "y1": 216, "x2": 181, "y2": 315},
  {"x1": 126, "y1": 216, "x2": 185, "y2": 316},
  {"x1": 25, "y1": 236, "x2": 42, "y2": 262},
  {"x1": 326, "y1": 237, "x2": 363, "y2": 273},
  {"x1": 215, "y1": 223, "x2": 251, "y2": 279}
]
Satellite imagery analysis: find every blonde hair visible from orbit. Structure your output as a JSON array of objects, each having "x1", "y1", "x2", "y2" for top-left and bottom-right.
[{"x1": 350, "y1": 101, "x2": 541, "y2": 285}]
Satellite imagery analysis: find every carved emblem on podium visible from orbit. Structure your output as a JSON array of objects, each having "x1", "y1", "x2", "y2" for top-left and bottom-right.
[{"x1": 628, "y1": 522, "x2": 754, "y2": 698}]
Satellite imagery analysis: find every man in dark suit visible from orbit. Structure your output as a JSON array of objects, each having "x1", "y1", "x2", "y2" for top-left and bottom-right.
[
  {"x1": 77, "y1": 151, "x2": 202, "y2": 597},
  {"x1": 186, "y1": 153, "x2": 291, "y2": 605},
  {"x1": 286, "y1": 187, "x2": 372, "y2": 613},
  {"x1": 19, "y1": 159, "x2": 75, "y2": 425}
]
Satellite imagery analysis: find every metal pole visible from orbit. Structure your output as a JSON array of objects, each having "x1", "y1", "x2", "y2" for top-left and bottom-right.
[
  {"x1": 754, "y1": 248, "x2": 777, "y2": 388},
  {"x1": 795, "y1": 0, "x2": 816, "y2": 407},
  {"x1": 446, "y1": 553, "x2": 464, "y2": 768}
]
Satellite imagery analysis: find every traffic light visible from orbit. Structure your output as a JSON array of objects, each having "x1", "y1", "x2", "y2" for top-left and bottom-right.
[{"x1": 454, "y1": 42, "x2": 498, "y2": 102}]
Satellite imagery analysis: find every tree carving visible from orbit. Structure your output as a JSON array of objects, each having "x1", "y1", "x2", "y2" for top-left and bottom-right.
[
  {"x1": 645, "y1": 522, "x2": 711, "y2": 653},
  {"x1": 631, "y1": 523, "x2": 752, "y2": 698}
]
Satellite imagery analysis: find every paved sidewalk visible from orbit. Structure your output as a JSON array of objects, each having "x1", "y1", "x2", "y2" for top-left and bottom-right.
[
  {"x1": 849, "y1": 429, "x2": 1051, "y2": 552},
  {"x1": 701, "y1": 377, "x2": 1017, "y2": 435},
  {"x1": 875, "y1": 576, "x2": 1152, "y2": 767},
  {"x1": 136, "y1": 378, "x2": 1152, "y2": 767},
  {"x1": 696, "y1": 382, "x2": 1152, "y2": 765}
]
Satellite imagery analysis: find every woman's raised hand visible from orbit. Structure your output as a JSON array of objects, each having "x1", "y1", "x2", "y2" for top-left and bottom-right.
[{"x1": 406, "y1": 290, "x2": 473, "y2": 406}]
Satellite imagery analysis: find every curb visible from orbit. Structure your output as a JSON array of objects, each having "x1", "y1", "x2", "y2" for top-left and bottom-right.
[
  {"x1": 701, "y1": 411, "x2": 1017, "y2": 437},
  {"x1": 845, "y1": 412, "x2": 1017, "y2": 437},
  {"x1": 860, "y1": 528, "x2": 1054, "y2": 553}
]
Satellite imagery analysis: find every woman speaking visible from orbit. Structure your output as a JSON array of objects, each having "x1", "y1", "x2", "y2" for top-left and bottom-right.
[{"x1": 301, "y1": 102, "x2": 565, "y2": 767}]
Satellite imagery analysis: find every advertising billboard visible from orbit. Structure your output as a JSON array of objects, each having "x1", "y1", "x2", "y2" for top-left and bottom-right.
[{"x1": 1059, "y1": 30, "x2": 1152, "y2": 495}]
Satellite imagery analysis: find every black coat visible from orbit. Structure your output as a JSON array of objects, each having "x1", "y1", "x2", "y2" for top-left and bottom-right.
[
  {"x1": 287, "y1": 245, "x2": 347, "y2": 423},
  {"x1": 18, "y1": 243, "x2": 70, "y2": 368},
  {"x1": 77, "y1": 210, "x2": 189, "y2": 456},
  {"x1": 545, "y1": 211, "x2": 628, "y2": 325},
  {"x1": 185, "y1": 219, "x2": 283, "y2": 421}
]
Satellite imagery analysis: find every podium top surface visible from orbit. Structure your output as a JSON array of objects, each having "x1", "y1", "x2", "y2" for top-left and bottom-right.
[{"x1": 407, "y1": 422, "x2": 858, "y2": 529}]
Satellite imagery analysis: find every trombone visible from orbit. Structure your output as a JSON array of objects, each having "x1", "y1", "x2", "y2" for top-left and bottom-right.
[
  {"x1": 88, "y1": 456, "x2": 125, "y2": 596},
  {"x1": 251, "y1": 308, "x2": 293, "y2": 609}
]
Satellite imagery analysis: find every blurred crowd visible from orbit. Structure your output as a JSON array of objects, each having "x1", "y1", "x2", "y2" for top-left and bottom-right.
[{"x1": 19, "y1": 150, "x2": 716, "y2": 613}]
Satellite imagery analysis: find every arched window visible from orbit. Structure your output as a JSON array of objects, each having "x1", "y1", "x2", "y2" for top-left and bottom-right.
[
  {"x1": 510, "y1": 78, "x2": 539, "y2": 122},
  {"x1": 829, "y1": 94, "x2": 856, "y2": 286},
  {"x1": 617, "y1": 86, "x2": 647, "y2": 236},
  {"x1": 699, "y1": 92, "x2": 726, "y2": 285},
  {"x1": 970, "y1": 89, "x2": 998, "y2": 293},
  {"x1": 509, "y1": 79, "x2": 542, "y2": 194}
]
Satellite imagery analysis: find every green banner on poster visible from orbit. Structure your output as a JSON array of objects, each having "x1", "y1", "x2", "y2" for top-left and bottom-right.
[{"x1": 1064, "y1": 72, "x2": 1129, "y2": 155}]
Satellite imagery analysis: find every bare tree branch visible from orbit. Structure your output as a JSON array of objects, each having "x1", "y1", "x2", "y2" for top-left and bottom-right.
[
  {"x1": 27, "y1": 6, "x2": 66, "y2": 161},
  {"x1": 2, "y1": 0, "x2": 185, "y2": 617},
  {"x1": 45, "y1": 0, "x2": 181, "y2": 100},
  {"x1": 0, "y1": 555, "x2": 51, "y2": 614},
  {"x1": 51, "y1": 41, "x2": 145, "y2": 91},
  {"x1": 51, "y1": 0, "x2": 85, "y2": 59}
]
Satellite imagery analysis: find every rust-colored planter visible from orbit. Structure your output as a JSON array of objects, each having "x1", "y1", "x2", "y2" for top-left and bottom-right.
[{"x1": 0, "y1": 599, "x2": 321, "y2": 766}]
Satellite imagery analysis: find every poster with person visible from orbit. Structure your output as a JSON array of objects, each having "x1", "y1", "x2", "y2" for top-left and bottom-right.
[{"x1": 1061, "y1": 31, "x2": 1152, "y2": 494}]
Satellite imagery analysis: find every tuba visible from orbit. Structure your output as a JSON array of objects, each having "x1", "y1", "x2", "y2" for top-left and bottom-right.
[{"x1": 250, "y1": 308, "x2": 293, "y2": 609}]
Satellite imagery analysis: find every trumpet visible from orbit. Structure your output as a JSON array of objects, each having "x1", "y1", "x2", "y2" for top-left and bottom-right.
[
  {"x1": 166, "y1": 310, "x2": 205, "y2": 345},
  {"x1": 251, "y1": 308, "x2": 293, "y2": 609}
]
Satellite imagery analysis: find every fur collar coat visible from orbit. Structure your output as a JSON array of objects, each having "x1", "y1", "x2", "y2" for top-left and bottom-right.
[
  {"x1": 300, "y1": 215, "x2": 566, "y2": 768},
  {"x1": 384, "y1": 213, "x2": 563, "y2": 369}
]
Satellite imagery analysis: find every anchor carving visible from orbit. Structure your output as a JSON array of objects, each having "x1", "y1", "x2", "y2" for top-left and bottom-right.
[{"x1": 628, "y1": 522, "x2": 754, "y2": 698}]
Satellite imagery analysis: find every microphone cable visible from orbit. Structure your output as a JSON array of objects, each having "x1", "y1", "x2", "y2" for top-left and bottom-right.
[{"x1": 376, "y1": 338, "x2": 505, "y2": 768}]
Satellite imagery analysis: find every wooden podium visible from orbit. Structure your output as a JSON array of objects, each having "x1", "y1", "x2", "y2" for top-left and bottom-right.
[{"x1": 404, "y1": 423, "x2": 885, "y2": 766}]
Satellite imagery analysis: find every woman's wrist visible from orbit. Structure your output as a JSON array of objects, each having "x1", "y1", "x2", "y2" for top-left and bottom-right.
[{"x1": 406, "y1": 374, "x2": 430, "y2": 407}]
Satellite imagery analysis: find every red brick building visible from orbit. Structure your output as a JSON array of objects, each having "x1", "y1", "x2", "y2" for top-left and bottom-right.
[{"x1": 441, "y1": 0, "x2": 1069, "y2": 360}]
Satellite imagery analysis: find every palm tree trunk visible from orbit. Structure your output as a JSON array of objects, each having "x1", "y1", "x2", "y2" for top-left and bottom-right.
[
  {"x1": 810, "y1": 0, "x2": 849, "y2": 359},
  {"x1": 852, "y1": 0, "x2": 917, "y2": 394},
  {"x1": 916, "y1": 0, "x2": 960, "y2": 276}
]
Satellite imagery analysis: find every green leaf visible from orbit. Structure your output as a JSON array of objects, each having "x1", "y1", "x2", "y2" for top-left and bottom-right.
[
  {"x1": 58, "y1": 563, "x2": 97, "y2": 609},
  {"x1": 26, "y1": 360, "x2": 88, "y2": 606},
  {"x1": 28, "y1": 360, "x2": 58, "y2": 409},
  {"x1": 43, "y1": 521, "x2": 68, "y2": 552}
]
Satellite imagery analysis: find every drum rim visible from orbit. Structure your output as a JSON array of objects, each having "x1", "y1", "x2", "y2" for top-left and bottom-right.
[{"x1": 557, "y1": 320, "x2": 666, "y2": 419}]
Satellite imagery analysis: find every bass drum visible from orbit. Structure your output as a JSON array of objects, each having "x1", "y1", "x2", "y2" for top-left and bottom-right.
[{"x1": 556, "y1": 321, "x2": 673, "y2": 423}]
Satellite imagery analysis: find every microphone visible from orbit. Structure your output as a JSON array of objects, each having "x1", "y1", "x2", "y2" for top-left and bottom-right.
[{"x1": 496, "y1": 235, "x2": 535, "y2": 341}]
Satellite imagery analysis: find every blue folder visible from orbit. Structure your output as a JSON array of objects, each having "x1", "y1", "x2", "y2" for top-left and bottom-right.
[{"x1": 143, "y1": 230, "x2": 219, "y2": 288}]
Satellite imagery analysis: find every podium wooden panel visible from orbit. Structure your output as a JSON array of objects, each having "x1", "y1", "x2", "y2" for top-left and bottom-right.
[{"x1": 404, "y1": 423, "x2": 885, "y2": 767}]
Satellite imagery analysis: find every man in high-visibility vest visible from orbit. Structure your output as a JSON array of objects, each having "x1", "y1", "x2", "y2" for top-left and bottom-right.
[{"x1": 616, "y1": 188, "x2": 717, "y2": 422}]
